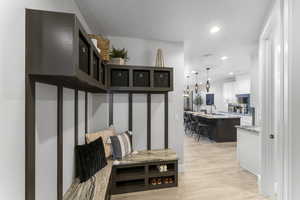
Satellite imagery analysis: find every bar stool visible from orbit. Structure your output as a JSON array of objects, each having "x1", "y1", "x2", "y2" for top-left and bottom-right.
[{"x1": 194, "y1": 116, "x2": 209, "y2": 141}]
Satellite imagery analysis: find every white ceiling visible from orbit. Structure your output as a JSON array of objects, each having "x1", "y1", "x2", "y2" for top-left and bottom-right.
[
  {"x1": 184, "y1": 0, "x2": 273, "y2": 82},
  {"x1": 74, "y1": 0, "x2": 185, "y2": 42},
  {"x1": 75, "y1": 0, "x2": 274, "y2": 81}
]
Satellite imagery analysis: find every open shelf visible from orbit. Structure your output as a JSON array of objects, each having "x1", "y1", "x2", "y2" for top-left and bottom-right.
[
  {"x1": 115, "y1": 166, "x2": 146, "y2": 181},
  {"x1": 148, "y1": 176, "x2": 176, "y2": 189},
  {"x1": 116, "y1": 179, "x2": 145, "y2": 188},
  {"x1": 112, "y1": 160, "x2": 178, "y2": 195}
]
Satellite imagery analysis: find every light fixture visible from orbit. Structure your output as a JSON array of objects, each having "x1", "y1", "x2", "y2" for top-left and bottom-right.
[
  {"x1": 206, "y1": 68, "x2": 211, "y2": 92},
  {"x1": 221, "y1": 56, "x2": 228, "y2": 60},
  {"x1": 184, "y1": 75, "x2": 191, "y2": 95},
  {"x1": 210, "y1": 26, "x2": 221, "y2": 34},
  {"x1": 229, "y1": 72, "x2": 234, "y2": 76},
  {"x1": 194, "y1": 72, "x2": 199, "y2": 94}
]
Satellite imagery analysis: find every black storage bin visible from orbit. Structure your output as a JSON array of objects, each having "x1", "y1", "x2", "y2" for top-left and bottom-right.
[
  {"x1": 133, "y1": 70, "x2": 150, "y2": 87},
  {"x1": 111, "y1": 69, "x2": 129, "y2": 87},
  {"x1": 79, "y1": 32, "x2": 90, "y2": 75},
  {"x1": 92, "y1": 52, "x2": 99, "y2": 81},
  {"x1": 154, "y1": 71, "x2": 170, "y2": 88}
]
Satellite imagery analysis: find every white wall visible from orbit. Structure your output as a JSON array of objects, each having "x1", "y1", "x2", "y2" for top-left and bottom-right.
[
  {"x1": 107, "y1": 36, "x2": 185, "y2": 165},
  {"x1": 250, "y1": 49, "x2": 261, "y2": 125},
  {"x1": 289, "y1": 0, "x2": 300, "y2": 199},
  {"x1": 0, "y1": 1, "x2": 91, "y2": 199}
]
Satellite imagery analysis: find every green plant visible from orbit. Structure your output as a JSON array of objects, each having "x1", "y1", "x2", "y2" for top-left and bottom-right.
[{"x1": 109, "y1": 46, "x2": 129, "y2": 61}]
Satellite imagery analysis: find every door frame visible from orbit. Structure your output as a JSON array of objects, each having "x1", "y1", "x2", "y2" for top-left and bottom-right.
[{"x1": 260, "y1": 0, "x2": 292, "y2": 199}]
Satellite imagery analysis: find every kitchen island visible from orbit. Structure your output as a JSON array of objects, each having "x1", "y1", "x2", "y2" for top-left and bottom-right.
[
  {"x1": 236, "y1": 125, "x2": 260, "y2": 176},
  {"x1": 186, "y1": 111, "x2": 241, "y2": 142}
]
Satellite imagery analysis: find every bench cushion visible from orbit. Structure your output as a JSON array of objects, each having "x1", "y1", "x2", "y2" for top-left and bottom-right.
[
  {"x1": 76, "y1": 137, "x2": 107, "y2": 182},
  {"x1": 86, "y1": 127, "x2": 116, "y2": 158}
]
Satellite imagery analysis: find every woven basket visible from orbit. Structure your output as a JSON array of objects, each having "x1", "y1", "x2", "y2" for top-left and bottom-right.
[{"x1": 88, "y1": 34, "x2": 110, "y2": 61}]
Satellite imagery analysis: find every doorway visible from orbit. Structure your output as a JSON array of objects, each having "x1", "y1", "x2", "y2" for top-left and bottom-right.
[{"x1": 259, "y1": 1, "x2": 284, "y2": 199}]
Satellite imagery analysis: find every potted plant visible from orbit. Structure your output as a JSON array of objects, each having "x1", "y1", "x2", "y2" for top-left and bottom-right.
[
  {"x1": 193, "y1": 95, "x2": 203, "y2": 112},
  {"x1": 109, "y1": 46, "x2": 129, "y2": 65}
]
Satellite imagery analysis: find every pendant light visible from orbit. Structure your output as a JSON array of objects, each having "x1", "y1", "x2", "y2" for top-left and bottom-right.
[
  {"x1": 194, "y1": 72, "x2": 199, "y2": 94},
  {"x1": 206, "y1": 67, "x2": 211, "y2": 93},
  {"x1": 184, "y1": 75, "x2": 190, "y2": 96}
]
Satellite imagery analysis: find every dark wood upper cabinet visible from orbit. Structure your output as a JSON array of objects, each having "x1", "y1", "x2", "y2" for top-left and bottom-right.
[
  {"x1": 26, "y1": 9, "x2": 104, "y2": 92},
  {"x1": 107, "y1": 65, "x2": 173, "y2": 92},
  {"x1": 26, "y1": 9, "x2": 173, "y2": 93}
]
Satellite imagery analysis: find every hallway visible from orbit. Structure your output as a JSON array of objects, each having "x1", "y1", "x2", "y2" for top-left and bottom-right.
[{"x1": 112, "y1": 136, "x2": 268, "y2": 200}]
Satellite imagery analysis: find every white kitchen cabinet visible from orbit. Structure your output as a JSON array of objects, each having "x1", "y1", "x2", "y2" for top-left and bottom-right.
[
  {"x1": 223, "y1": 82, "x2": 236, "y2": 103},
  {"x1": 236, "y1": 127, "x2": 260, "y2": 176},
  {"x1": 235, "y1": 75, "x2": 251, "y2": 94}
]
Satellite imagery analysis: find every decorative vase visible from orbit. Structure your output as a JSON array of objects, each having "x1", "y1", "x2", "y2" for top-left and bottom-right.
[
  {"x1": 155, "y1": 48, "x2": 165, "y2": 67},
  {"x1": 110, "y1": 58, "x2": 125, "y2": 65}
]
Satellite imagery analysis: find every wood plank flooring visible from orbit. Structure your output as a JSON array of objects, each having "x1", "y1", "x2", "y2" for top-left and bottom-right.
[{"x1": 112, "y1": 135, "x2": 269, "y2": 200}]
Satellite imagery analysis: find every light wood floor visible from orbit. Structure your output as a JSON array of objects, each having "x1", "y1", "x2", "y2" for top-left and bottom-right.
[{"x1": 112, "y1": 135, "x2": 269, "y2": 200}]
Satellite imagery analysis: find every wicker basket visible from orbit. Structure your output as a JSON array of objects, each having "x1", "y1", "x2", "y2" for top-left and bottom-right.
[{"x1": 88, "y1": 34, "x2": 110, "y2": 61}]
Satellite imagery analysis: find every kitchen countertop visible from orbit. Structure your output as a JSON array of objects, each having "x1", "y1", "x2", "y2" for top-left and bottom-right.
[
  {"x1": 185, "y1": 111, "x2": 241, "y2": 119},
  {"x1": 236, "y1": 125, "x2": 261, "y2": 133}
]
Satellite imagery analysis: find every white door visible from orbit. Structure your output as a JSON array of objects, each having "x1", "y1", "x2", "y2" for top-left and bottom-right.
[{"x1": 260, "y1": 2, "x2": 283, "y2": 199}]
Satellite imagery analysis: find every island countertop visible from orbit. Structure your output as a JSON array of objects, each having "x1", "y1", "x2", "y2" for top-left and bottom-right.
[
  {"x1": 185, "y1": 111, "x2": 241, "y2": 119},
  {"x1": 236, "y1": 125, "x2": 260, "y2": 133}
]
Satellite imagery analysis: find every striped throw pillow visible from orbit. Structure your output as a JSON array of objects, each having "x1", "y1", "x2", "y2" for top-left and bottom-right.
[{"x1": 110, "y1": 131, "x2": 132, "y2": 160}]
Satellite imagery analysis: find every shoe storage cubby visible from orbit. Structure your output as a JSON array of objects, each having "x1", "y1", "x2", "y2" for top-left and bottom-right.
[
  {"x1": 107, "y1": 65, "x2": 173, "y2": 92},
  {"x1": 111, "y1": 160, "x2": 178, "y2": 195},
  {"x1": 26, "y1": 9, "x2": 106, "y2": 92}
]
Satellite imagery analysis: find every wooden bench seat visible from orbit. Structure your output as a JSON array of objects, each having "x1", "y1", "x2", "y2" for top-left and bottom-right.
[{"x1": 63, "y1": 160, "x2": 113, "y2": 200}]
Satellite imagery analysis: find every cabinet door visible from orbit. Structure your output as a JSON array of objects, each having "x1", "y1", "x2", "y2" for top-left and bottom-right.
[
  {"x1": 110, "y1": 69, "x2": 129, "y2": 87},
  {"x1": 154, "y1": 71, "x2": 170, "y2": 88},
  {"x1": 79, "y1": 32, "x2": 90, "y2": 75},
  {"x1": 92, "y1": 52, "x2": 100, "y2": 81},
  {"x1": 133, "y1": 70, "x2": 150, "y2": 87}
]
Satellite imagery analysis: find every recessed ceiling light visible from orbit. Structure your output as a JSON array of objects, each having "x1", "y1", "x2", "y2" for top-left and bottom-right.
[
  {"x1": 210, "y1": 26, "x2": 221, "y2": 34},
  {"x1": 229, "y1": 72, "x2": 234, "y2": 75},
  {"x1": 221, "y1": 56, "x2": 228, "y2": 60}
]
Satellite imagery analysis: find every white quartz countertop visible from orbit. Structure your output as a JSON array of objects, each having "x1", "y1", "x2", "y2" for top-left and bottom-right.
[
  {"x1": 185, "y1": 111, "x2": 241, "y2": 119},
  {"x1": 236, "y1": 125, "x2": 261, "y2": 133}
]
